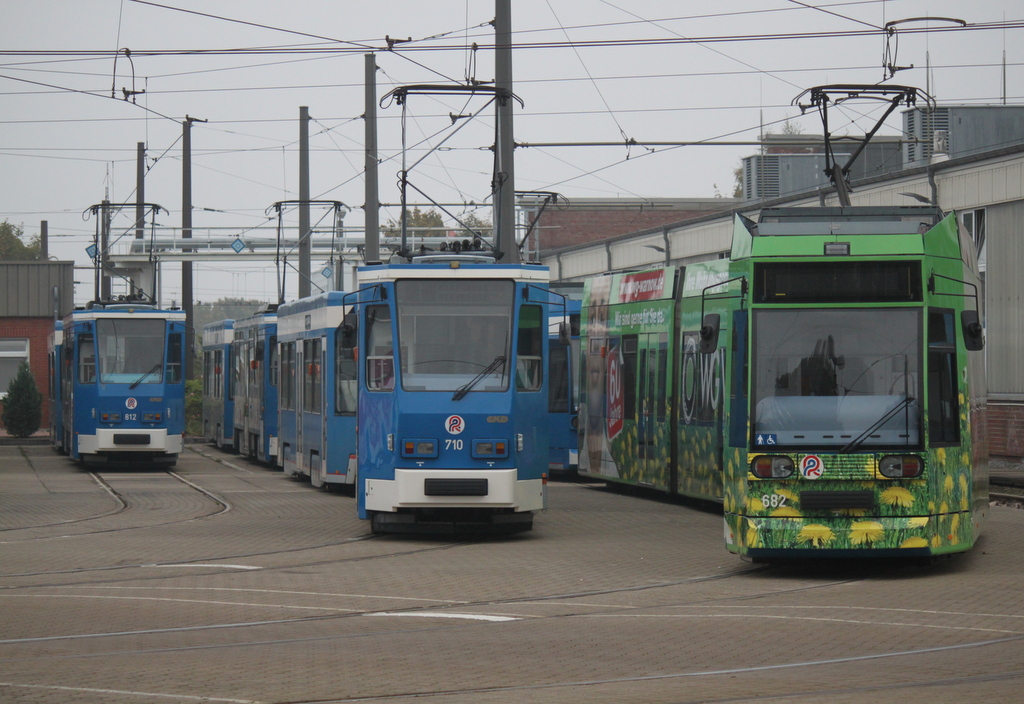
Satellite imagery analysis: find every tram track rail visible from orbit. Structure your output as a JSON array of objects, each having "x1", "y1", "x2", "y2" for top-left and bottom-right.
[{"x1": 0, "y1": 470, "x2": 229, "y2": 544}]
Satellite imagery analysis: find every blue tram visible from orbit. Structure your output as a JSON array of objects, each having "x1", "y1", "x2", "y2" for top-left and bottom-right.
[
  {"x1": 231, "y1": 308, "x2": 279, "y2": 463},
  {"x1": 277, "y1": 292, "x2": 359, "y2": 488},
  {"x1": 354, "y1": 255, "x2": 555, "y2": 534},
  {"x1": 547, "y1": 296, "x2": 581, "y2": 474},
  {"x1": 201, "y1": 319, "x2": 235, "y2": 450},
  {"x1": 58, "y1": 299, "x2": 186, "y2": 467}
]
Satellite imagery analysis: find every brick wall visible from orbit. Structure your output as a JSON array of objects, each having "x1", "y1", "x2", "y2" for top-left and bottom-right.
[
  {"x1": 530, "y1": 207, "x2": 725, "y2": 252},
  {"x1": 990, "y1": 403, "x2": 1024, "y2": 458},
  {"x1": 0, "y1": 317, "x2": 54, "y2": 432}
]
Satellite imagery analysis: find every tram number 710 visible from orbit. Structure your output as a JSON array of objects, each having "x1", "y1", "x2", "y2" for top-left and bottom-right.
[{"x1": 445, "y1": 439, "x2": 464, "y2": 451}]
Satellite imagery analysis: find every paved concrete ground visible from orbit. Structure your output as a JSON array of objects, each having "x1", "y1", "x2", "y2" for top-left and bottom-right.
[{"x1": 2, "y1": 443, "x2": 1023, "y2": 704}]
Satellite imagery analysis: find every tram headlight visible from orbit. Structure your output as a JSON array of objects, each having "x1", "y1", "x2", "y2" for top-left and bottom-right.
[
  {"x1": 750, "y1": 455, "x2": 794, "y2": 479},
  {"x1": 879, "y1": 455, "x2": 923, "y2": 478},
  {"x1": 143, "y1": 413, "x2": 162, "y2": 422},
  {"x1": 101, "y1": 413, "x2": 122, "y2": 423},
  {"x1": 401, "y1": 439, "x2": 438, "y2": 458}
]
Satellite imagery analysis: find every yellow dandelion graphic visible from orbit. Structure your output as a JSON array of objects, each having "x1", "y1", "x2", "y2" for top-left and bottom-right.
[
  {"x1": 771, "y1": 506, "x2": 802, "y2": 517},
  {"x1": 931, "y1": 535, "x2": 943, "y2": 548},
  {"x1": 940, "y1": 501, "x2": 949, "y2": 514},
  {"x1": 943, "y1": 475, "x2": 954, "y2": 494},
  {"x1": 796, "y1": 524, "x2": 835, "y2": 547},
  {"x1": 849, "y1": 521, "x2": 885, "y2": 545},
  {"x1": 950, "y1": 513, "x2": 961, "y2": 536},
  {"x1": 900, "y1": 537, "x2": 929, "y2": 548},
  {"x1": 745, "y1": 524, "x2": 759, "y2": 548},
  {"x1": 776, "y1": 488, "x2": 800, "y2": 503},
  {"x1": 836, "y1": 507, "x2": 868, "y2": 517},
  {"x1": 907, "y1": 516, "x2": 929, "y2": 529},
  {"x1": 935, "y1": 447, "x2": 947, "y2": 466},
  {"x1": 928, "y1": 501, "x2": 936, "y2": 513},
  {"x1": 880, "y1": 487, "x2": 915, "y2": 508},
  {"x1": 959, "y1": 474, "x2": 969, "y2": 494},
  {"x1": 747, "y1": 497, "x2": 766, "y2": 514}
]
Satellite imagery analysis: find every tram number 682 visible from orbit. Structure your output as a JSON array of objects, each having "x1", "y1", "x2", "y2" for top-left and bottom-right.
[
  {"x1": 760, "y1": 494, "x2": 788, "y2": 509},
  {"x1": 445, "y1": 439, "x2": 464, "y2": 451}
]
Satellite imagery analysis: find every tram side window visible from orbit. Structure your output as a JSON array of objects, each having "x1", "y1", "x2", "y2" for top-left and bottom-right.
[
  {"x1": 548, "y1": 344, "x2": 569, "y2": 413},
  {"x1": 656, "y1": 342, "x2": 668, "y2": 421},
  {"x1": 269, "y1": 336, "x2": 278, "y2": 387},
  {"x1": 213, "y1": 350, "x2": 224, "y2": 399},
  {"x1": 203, "y1": 351, "x2": 213, "y2": 397},
  {"x1": 167, "y1": 333, "x2": 183, "y2": 384},
  {"x1": 336, "y1": 320, "x2": 357, "y2": 414},
  {"x1": 280, "y1": 342, "x2": 295, "y2": 410},
  {"x1": 515, "y1": 305, "x2": 543, "y2": 391},
  {"x1": 928, "y1": 309, "x2": 960, "y2": 445},
  {"x1": 78, "y1": 334, "x2": 96, "y2": 384},
  {"x1": 230, "y1": 342, "x2": 241, "y2": 400},
  {"x1": 622, "y1": 335, "x2": 637, "y2": 420},
  {"x1": 303, "y1": 338, "x2": 322, "y2": 414},
  {"x1": 366, "y1": 305, "x2": 394, "y2": 391},
  {"x1": 62, "y1": 342, "x2": 73, "y2": 398}
]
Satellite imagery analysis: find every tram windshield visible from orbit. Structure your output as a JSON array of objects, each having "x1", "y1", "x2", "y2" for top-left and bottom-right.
[
  {"x1": 752, "y1": 308, "x2": 922, "y2": 450},
  {"x1": 95, "y1": 318, "x2": 166, "y2": 385},
  {"x1": 395, "y1": 279, "x2": 513, "y2": 392}
]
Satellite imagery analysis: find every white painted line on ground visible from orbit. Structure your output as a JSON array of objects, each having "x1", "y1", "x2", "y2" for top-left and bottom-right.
[
  {"x1": 0, "y1": 681, "x2": 259, "y2": 703},
  {"x1": 149, "y1": 563, "x2": 263, "y2": 570},
  {"x1": 366, "y1": 611, "x2": 519, "y2": 622}
]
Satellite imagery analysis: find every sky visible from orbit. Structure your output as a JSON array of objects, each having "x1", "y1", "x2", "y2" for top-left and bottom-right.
[{"x1": 2, "y1": 0, "x2": 1021, "y2": 305}]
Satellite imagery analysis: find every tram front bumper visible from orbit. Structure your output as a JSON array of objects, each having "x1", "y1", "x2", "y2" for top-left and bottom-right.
[
  {"x1": 724, "y1": 511, "x2": 976, "y2": 558},
  {"x1": 79, "y1": 428, "x2": 183, "y2": 454},
  {"x1": 365, "y1": 468, "x2": 545, "y2": 513}
]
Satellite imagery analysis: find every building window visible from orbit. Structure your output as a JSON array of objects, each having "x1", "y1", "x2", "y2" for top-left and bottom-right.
[{"x1": 0, "y1": 339, "x2": 30, "y2": 398}]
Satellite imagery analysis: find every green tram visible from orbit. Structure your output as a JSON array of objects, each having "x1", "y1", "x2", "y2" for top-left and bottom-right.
[{"x1": 579, "y1": 206, "x2": 987, "y2": 558}]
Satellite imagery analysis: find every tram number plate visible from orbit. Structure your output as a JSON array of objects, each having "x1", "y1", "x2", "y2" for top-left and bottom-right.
[
  {"x1": 113, "y1": 434, "x2": 151, "y2": 445},
  {"x1": 760, "y1": 494, "x2": 787, "y2": 509},
  {"x1": 424, "y1": 478, "x2": 488, "y2": 496}
]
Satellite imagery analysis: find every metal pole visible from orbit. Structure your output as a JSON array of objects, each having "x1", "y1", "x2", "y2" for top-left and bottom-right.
[
  {"x1": 39, "y1": 220, "x2": 48, "y2": 260},
  {"x1": 495, "y1": 0, "x2": 519, "y2": 263},
  {"x1": 136, "y1": 142, "x2": 146, "y2": 242},
  {"x1": 299, "y1": 106, "x2": 311, "y2": 298},
  {"x1": 182, "y1": 117, "x2": 195, "y2": 380},
  {"x1": 364, "y1": 54, "x2": 380, "y2": 263},
  {"x1": 101, "y1": 199, "x2": 111, "y2": 300}
]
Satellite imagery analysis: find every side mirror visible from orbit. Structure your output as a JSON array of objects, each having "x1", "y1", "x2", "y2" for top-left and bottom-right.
[
  {"x1": 961, "y1": 310, "x2": 984, "y2": 351},
  {"x1": 699, "y1": 313, "x2": 720, "y2": 354},
  {"x1": 558, "y1": 321, "x2": 570, "y2": 346}
]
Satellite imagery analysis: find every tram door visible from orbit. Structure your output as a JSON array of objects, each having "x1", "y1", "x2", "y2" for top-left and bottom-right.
[
  {"x1": 630, "y1": 333, "x2": 668, "y2": 483},
  {"x1": 295, "y1": 341, "x2": 304, "y2": 472}
]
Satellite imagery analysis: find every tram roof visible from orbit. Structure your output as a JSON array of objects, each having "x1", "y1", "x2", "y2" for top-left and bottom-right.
[
  {"x1": 357, "y1": 260, "x2": 549, "y2": 284},
  {"x1": 753, "y1": 206, "x2": 944, "y2": 236},
  {"x1": 67, "y1": 306, "x2": 186, "y2": 322}
]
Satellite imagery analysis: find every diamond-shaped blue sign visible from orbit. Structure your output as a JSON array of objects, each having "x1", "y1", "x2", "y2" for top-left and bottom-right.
[
  {"x1": 86, "y1": 244, "x2": 98, "y2": 260},
  {"x1": 231, "y1": 238, "x2": 245, "y2": 254},
  {"x1": 321, "y1": 266, "x2": 333, "y2": 279}
]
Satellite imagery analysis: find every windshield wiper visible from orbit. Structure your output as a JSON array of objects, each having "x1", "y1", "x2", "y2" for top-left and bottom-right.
[
  {"x1": 839, "y1": 396, "x2": 915, "y2": 454},
  {"x1": 129, "y1": 362, "x2": 163, "y2": 390},
  {"x1": 452, "y1": 355, "x2": 506, "y2": 401}
]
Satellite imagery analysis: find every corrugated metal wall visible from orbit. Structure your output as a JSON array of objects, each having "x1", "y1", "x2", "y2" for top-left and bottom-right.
[
  {"x1": 985, "y1": 201, "x2": 1024, "y2": 399},
  {"x1": 0, "y1": 262, "x2": 74, "y2": 318}
]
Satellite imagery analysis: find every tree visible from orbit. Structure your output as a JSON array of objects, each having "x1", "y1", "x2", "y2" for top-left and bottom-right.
[
  {"x1": 0, "y1": 221, "x2": 41, "y2": 261},
  {"x1": 384, "y1": 207, "x2": 444, "y2": 235},
  {"x1": 1, "y1": 362, "x2": 42, "y2": 437}
]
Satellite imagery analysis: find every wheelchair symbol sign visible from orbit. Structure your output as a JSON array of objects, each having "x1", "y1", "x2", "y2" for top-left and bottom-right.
[{"x1": 755, "y1": 434, "x2": 778, "y2": 446}]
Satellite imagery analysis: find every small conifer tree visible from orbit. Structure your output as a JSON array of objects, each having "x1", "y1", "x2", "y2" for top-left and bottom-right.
[{"x1": 2, "y1": 361, "x2": 42, "y2": 438}]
